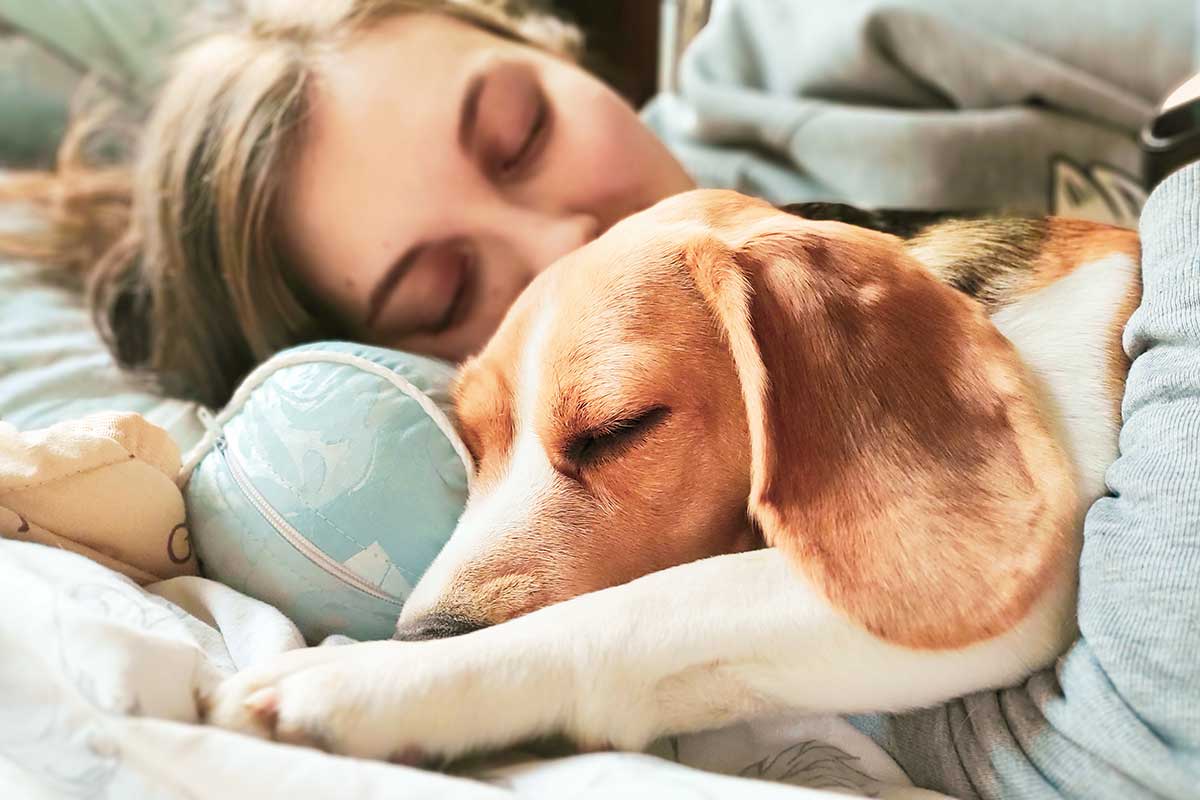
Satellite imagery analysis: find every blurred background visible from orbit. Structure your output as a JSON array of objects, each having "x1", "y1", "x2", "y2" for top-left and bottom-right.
[
  {"x1": 0, "y1": 0, "x2": 711, "y2": 166},
  {"x1": 545, "y1": 0, "x2": 710, "y2": 105}
]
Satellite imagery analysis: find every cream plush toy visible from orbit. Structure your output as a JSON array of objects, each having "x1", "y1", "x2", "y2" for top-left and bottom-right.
[{"x1": 0, "y1": 411, "x2": 198, "y2": 584}]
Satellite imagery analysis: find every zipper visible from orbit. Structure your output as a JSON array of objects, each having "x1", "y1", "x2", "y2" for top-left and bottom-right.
[{"x1": 215, "y1": 437, "x2": 400, "y2": 603}]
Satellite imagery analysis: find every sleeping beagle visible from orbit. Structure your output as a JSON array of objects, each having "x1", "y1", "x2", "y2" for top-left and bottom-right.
[{"x1": 203, "y1": 189, "x2": 1141, "y2": 763}]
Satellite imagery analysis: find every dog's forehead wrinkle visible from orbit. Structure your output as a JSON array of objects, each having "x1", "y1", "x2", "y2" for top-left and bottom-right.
[
  {"x1": 539, "y1": 313, "x2": 680, "y2": 428},
  {"x1": 546, "y1": 356, "x2": 668, "y2": 432}
]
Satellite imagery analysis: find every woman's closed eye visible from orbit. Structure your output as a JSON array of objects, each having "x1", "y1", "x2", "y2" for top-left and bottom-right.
[
  {"x1": 425, "y1": 246, "x2": 476, "y2": 334},
  {"x1": 496, "y1": 93, "x2": 548, "y2": 178},
  {"x1": 373, "y1": 243, "x2": 476, "y2": 337},
  {"x1": 478, "y1": 62, "x2": 552, "y2": 182}
]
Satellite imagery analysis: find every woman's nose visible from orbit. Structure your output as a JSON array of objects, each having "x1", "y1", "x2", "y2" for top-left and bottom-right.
[{"x1": 523, "y1": 211, "x2": 602, "y2": 274}]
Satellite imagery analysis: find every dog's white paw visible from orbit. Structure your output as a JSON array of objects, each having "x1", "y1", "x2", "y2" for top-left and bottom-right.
[
  {"x1": 198, "y1": 638, "x2": 535, "y2": 762},
  {"x1": 200, "y1": 641, "x2": 449, "y2": 762}
]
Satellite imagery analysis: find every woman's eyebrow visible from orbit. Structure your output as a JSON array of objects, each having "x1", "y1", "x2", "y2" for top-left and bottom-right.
[{"x1": 366, "y1": 244, "x2": 425, "y2": 328}]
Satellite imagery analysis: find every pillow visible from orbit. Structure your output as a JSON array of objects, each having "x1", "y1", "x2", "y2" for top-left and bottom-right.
[
  {"x1": 0, "y1": 0, "x2": 209, "y2": 439},
  {"x1": 0, "y1": 251, "x2": 206, "y2": 451},
  {"x1": 184, "y1": 342, "x2": 471, "y2": 643}
]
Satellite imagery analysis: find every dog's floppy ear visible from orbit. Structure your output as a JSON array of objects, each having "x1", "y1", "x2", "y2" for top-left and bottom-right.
[{"x1": 687, "y1": 214, "x2": 1077, "y2": 649}]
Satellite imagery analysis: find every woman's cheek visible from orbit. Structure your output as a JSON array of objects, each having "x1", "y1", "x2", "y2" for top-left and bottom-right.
[{"x1": 563, "y1": 98, "x2": 660, "y2": 211}]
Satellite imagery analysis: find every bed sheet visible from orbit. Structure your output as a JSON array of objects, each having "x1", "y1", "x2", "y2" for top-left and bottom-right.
[{"x1": 0, "y1": 539, "x2": 951, "y2": 800}]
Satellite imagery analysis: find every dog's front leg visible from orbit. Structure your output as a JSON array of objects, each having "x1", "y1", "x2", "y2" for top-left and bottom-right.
[{"x1": 203, "y1": 548, "x2": 1073, "y2": 761}]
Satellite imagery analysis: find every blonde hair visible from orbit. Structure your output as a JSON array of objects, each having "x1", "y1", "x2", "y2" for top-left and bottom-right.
[{"x1": 0, "y1": 0, "x2": 580, "y2": 407}]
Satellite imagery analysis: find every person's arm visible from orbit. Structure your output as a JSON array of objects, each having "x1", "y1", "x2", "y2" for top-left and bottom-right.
[{"x1": 851, "y1": 119, "x2": 1200, "y2": 800}]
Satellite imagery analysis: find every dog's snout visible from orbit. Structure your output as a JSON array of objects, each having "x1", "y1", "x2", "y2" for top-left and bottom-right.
[{"x1": 392, "y1": 612, "x2": 489, "y2": 641}]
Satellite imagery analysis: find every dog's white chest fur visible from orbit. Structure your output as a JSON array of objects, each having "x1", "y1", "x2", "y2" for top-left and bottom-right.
[{"x1": 991, "y1": 254, "x2": 1138, "y2": 508}]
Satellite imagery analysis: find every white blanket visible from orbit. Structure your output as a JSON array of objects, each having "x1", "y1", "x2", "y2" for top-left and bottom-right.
[{"x1": 0, "y1": 539, "x2": 950, "y2": 799}]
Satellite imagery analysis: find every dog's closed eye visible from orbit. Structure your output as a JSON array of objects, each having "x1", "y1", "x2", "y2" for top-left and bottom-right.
[{"x1": 562, "y1": 405, "x2": 670, "y2": 475}]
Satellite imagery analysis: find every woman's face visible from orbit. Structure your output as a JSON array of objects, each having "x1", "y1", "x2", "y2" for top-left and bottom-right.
[{"x1": 280, "y1": 13, "x2": 695, "y2": 361}]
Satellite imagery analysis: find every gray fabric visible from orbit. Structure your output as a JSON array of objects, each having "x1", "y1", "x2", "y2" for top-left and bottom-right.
[
  {"x1": 0, "y1": 0, "x2": 195, "y2": 96},
  {"x1": 643, "y1": 0, "x2": 1195, "y2": 221},
  {"x1": 849, "y1": 163, "x2": 1200, "y2": 798},
  {"x1": 0, "y1": 34, "x2": 80, "y2": 165},
  {"x1": 0, "y1": 0, "x2": 198, "y2": 166}
]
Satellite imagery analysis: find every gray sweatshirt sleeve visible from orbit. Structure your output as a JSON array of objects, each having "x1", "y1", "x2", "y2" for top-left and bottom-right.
[{"x1": 850, "y1": 163, "x2": 1200, "y2": 799}]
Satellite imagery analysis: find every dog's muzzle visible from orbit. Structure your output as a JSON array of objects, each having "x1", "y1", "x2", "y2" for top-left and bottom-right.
[{"x1": 392, "y1": 612, "x2": 489, "y2": 641}]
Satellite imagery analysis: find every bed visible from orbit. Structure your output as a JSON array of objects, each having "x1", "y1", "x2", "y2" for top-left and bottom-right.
[{"x1": 0, "y1": 537, "x2": 937, "y2": 799}]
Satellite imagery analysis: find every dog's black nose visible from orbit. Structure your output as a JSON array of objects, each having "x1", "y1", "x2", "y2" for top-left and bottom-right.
[{"x1": 392, "y1": 612, "x2": 488, "y2": 641}]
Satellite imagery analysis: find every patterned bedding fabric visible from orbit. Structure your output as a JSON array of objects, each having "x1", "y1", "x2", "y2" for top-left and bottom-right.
[{"x1": 0, "y1": 539, "x2": 947, "y2": 800}]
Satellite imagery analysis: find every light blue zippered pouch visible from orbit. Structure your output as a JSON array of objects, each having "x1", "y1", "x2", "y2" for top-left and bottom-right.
[{"x1": 185, "y1": 342, "x2": 471, "y2": 643}]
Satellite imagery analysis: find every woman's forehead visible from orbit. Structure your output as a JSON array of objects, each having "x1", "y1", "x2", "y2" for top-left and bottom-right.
[{"x1": 312, "y1": 13, "x2": 498, "y2": 112}]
